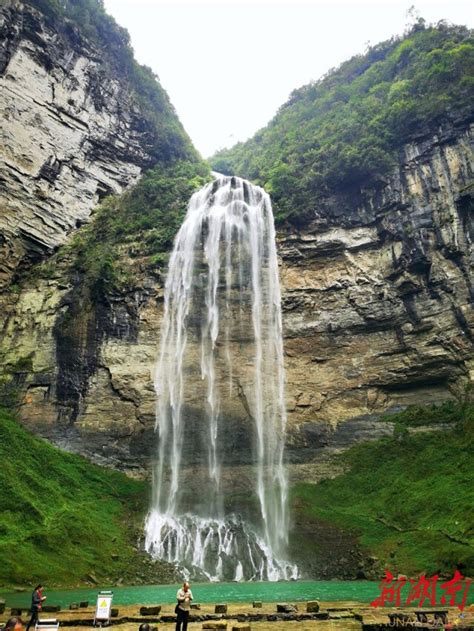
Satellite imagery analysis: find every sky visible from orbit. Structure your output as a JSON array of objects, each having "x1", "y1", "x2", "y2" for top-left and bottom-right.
[{"x1": 103, "y1": 0, "x2": 473, "y2": 158}]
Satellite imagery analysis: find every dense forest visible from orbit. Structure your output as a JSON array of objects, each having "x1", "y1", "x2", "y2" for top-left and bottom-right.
[{"x1": 211, "y1": 21, "x2": 474, "y2": 223}]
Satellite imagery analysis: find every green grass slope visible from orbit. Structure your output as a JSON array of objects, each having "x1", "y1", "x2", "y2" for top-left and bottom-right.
[
  {"x1": 0, "y1": 409, "x2": 162, "y2": 588},
  {"x1": 290, "y1": 402, "x2": 474, "y2": 577},
  {"x1": 211, "y1": 22, "x2": 474, "y2": 223}
]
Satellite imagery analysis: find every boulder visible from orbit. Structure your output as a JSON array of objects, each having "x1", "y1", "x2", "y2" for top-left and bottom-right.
[
  {"x1": 140, "y1": 606, "x2": 162, "y2": 615},
  {"x1": 42, "y1": 605, "x2": 61, "y2": 613},
  {"x1": 111, "y1": 608, "x2": 119, "y2": 617},
  {"x1": 276, "y1": 603, "x2": 297, "y2": 613},
  {"x1": 214, "y1": 604, "x2": 228, "y2": 614},
  {"x1": 252, "y1": 601, "x2": 262, "y2": 608},
  {"x1": 190, "y1": 603, "x2": 201, "y2": 610},
  {"x1": 0, "y1": 599, "x2": 5, "y2": 614},
  {"x1": 306, "y1": 600, "x2": 320, "y2": 613},
  {"x1": 79, "y1": 601, "x2": 89, "y2": 608},
  {"x1": 69, "y1": 603, "x2": 79, "y2": 610},
  {"x1": 202, "y1": 624, "x2": 227, "y2": 630},
  {"x1": 232, "y1": 626, "x2": 251, "y2": 631}
]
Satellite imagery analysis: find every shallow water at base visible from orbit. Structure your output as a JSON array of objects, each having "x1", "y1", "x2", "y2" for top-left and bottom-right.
[{"x1": 0, "y1": 580, "x2": 380, "y2": 607}]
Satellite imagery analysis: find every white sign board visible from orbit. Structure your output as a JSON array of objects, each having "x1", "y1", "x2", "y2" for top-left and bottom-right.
[{"x1": 94, "y1": 592, "x2": 113, "y2": 624}]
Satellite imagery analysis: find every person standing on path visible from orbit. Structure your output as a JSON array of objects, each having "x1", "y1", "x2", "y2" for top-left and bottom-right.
[
  {"x1": 26, "y1": 585, "x2": 46, "y2": 631},
  {"x1": 175, "y1": 582, "x2": 193, "y2": 631}
]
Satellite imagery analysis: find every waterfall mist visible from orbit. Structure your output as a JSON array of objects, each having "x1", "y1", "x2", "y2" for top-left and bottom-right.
[{"x1": 145, "y1": 175, "x2": 297, "y2": 581}]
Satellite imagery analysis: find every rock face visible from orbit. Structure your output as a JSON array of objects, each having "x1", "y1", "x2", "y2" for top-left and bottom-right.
[
  {"x1": 1, "y1": 120, "x2": 472, "y2": 481},
  {"x1": 0, "y1": 1, "x2": 156, "y2": 288},
  {"x1": 0, "y1": 3, "x2": 472, "y2": 486},
  {"x1": 280, "y1": 121, "x2": 474, "y2": 472}
]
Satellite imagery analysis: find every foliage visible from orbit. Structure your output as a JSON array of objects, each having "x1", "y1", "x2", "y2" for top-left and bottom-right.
[
  {"x1": 0, "y1": 408, "x2": 151, "y2": 587},
  {"x1": 211, "y1": 23, "x2": 474, "y2": 223},
  {"x1": 66, "y1": 160, "x2": 210, "y2": 299},
  {"x1": 26, "y1": 0, "x2": 198, "y2": 164},
  {"x1": 291, "y1": 403, "x2": 474, "y2": 576},
  {"x1": 380, "y1": 397, "x2": 472, "y2": 428}
]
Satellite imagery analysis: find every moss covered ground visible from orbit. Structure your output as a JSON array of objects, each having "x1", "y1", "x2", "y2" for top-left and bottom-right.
[{"x1": 0, "y1": 408, "x2": 172, "y2": 588}]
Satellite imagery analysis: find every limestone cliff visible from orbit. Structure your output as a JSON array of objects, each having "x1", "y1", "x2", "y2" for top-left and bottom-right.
[
  {"x1": 0, "y1": 0, "x2": 190, "y2": 288},
  {"x1": 0, "y1": 4, "x2": 472, "y2": 485},
  {"x1": 1, "y1": 121, "x2": 472, "y2": 482}
]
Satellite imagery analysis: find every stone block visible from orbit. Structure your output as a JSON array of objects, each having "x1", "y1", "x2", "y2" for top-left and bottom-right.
[
  {"x1": 232, "y1": 626, "x2": 251, "y2": 631},
  {"x1": 276, "y1": 603, "x2": 297, "y2": 613},
  {"x1": 111, "y1": 608, "x2": 119, "y2": 617},
  {"x1": 214, "y1": 604, "x2": 228, "y2": 614},
  {"x1": 69, "y1": 603, "x2": 79, "y2": 610},
  {"x1": 306, "y1": 600, "x2": 320, "y2": 613},
  {"x1": 190, "y1": 603, "x2": 201, "y2": 609},
  {"x1": 0, "y1": 599, "x2": 5, "y2": 615},
  {"x1": 42, "y1": 605, "x2": 61, "y2": 613},
  {"x1": 140, "y1": 606, "x2": 161, "y2": 615},
  {"x1": 202, "y1": 624, "x2": 228, "y2": 630},
  {"x1": 252, "y1": 601, "x2": 262, "y2": 608},
  {"x1": 79, "y1": 601, "x2": 89, "y2": 608}
]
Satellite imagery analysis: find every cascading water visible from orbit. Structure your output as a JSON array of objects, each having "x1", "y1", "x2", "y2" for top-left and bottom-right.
[{"x1": 144, "y1": 175, "x2": 298, "y2": 581}]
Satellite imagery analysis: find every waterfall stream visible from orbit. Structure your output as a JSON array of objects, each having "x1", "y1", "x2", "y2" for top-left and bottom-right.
[{"x1": 145, "y1": 175, "x2": 297, "y2": 581}]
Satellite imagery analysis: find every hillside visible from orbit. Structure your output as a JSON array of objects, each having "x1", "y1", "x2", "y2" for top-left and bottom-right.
[
  {"x1": 0, "y1": 408, "x2": 178, "y2": 587},
  {"x1": 211, "y1": 21, "x2": 474, "y2": 223},
  {"x1": 290, "y1": 399, "x2": 474, "y2": 578}
]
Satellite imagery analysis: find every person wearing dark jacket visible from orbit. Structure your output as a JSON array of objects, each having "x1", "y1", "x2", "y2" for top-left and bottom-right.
[{"x1": 26, "y1": 585, "x2": 46, "y2": 631}]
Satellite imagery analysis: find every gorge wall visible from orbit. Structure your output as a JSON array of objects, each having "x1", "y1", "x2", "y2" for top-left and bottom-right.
[
  {"x1": 1, "y1": 124, "x2": 472, "y2": 480},
  {"x1": 0, "y1": 3, "x2": 472, "y2": 487},
  {"x1": 0, "y1": 0, "x2": 190, "y2": 288}
]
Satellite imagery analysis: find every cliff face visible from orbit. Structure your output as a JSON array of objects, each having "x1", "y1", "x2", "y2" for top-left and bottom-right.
[
  {"x1": 0, "y1": 1, "x2": 161, "y2": 288},
  {"x1": 280, "y1": 121, "x2": 473, "y2": 477},
  {"x1": 1, "y1": 120, "x2": 472, "y2": 479},
  {"x1": 0, "y1": 3, "x2": 472, "y2": 484}
]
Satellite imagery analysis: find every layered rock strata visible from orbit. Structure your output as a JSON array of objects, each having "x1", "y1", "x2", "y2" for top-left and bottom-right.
[
  {"x1": 0, "y1": 1, "x2": 158, "y2": 287},
  {"x1": 1, "y1": 122, "x2": 472, "y2": 479}
]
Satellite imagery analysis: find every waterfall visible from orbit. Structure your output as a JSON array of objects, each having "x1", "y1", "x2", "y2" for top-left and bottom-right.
[{"x1": 144, "y1": 175, "x2": 297, "y2": 581}]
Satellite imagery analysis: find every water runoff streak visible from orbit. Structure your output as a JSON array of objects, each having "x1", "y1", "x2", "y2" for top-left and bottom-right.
[{"x1": 145, "y1": 175, "x2": 297, "y2": 581}]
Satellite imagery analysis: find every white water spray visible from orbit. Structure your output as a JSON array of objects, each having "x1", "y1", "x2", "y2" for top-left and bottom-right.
[{"x1": 145, "y1": 175, "x2": 297, "y2": 581}]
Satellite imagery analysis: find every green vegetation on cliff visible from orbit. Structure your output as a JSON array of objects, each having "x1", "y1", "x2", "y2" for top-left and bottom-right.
[
  {"x1": 0, "y1": 409, "x2": 169, "y2": 588},
  {"x1": 211, "y1": 22, "x2": 474, "y2": 223},
  {"x1": 64, "y1": 159, "x2": 210, "y2": 298},
  {"x1": 291, "y1": 401, "x2": 474, "y2": 577}
]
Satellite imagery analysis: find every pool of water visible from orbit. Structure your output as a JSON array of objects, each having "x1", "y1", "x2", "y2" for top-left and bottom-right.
[{"x1": 0, "y1": 581, "x2": 380, "y2": 608}]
